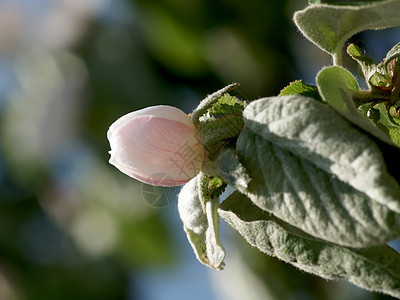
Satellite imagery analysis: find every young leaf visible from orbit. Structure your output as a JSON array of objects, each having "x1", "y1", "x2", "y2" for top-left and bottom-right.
[
  {"x1": 219, "y1": 191, "x2": 400, "y2": 299},
  {"x1": 217, "y1": 95, "x2": 400, "y2": 247},
  {"x1": 367, "y1": 103, "x2": 400, "y2": 146},
  {"x1": 207, "y1": 177, "x2": 227, "y2": 199},
  {"x1": 384, "y1": 42, "x2": 400, "y2": 73},
  {"x1": 279, "y1": 80, "x2": 323, "y2": 102},
  {"x1": 294, "y1": 0, "x2": 400, "y2": 65},
  {"x1": 347, "y1": 43, "x2": 377, "y2": 84},
  {"x1": 316, "y1": 66, "x2": 395, "y2": 145},
  {"x1": 177, "y1": 173, "x2": 225, "y2": 270},
  {"x1": 191, "y1": 83, "x2": 240, "y2": 123},
  {"x1": 207, "y1": 94, "x2": 245, "y2": 117}
]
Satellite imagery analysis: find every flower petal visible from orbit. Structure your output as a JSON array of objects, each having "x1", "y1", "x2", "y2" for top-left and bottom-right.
[{"x1": 108, "y1": 107, "x2": 204, "y2": 187}]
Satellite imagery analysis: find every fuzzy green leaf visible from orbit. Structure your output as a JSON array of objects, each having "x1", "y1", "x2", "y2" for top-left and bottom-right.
[
  {"x1": 208, "y1": 94, "x2": 245, "y2": 116},
  {"x1": 217, "y1": 95, "x2": 400, "y2": 247},
  {"x1": 219, "y1": 191, "x2": 400, "y2": 298},
  {"x1": 244, "y1": 95, "x2": 400, "y2": 214},
  {"x1": 294, "y1": 0, "x2": 400, "y2": 65},
  {"x1": 177, "y1": 173, "x2": 225, "y2": 270},
  {"x1": 347, "y1": 44, "x2": 377, "y2": 84},
  {"x1": 191, "y1": 83, "x2": 240, "y2": 123},
  {"x1": 316, "y1": 66, "x2": 395, "y2": 144},
  {"x1": 366, "y1": 103, "x2": 400, "y2": 146},
  {"x1": 279, "y1": 80, "x2": 323, "y2": 102},
  {"x1": 196, "y1": 92, "x2": 245, "y2": 159}
]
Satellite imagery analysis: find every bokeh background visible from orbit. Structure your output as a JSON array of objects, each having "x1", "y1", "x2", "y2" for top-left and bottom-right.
[{"x1": 0, "y1": 0, "x2": 399, "y2": 299}]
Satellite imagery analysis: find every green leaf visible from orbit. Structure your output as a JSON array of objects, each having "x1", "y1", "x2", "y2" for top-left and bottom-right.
[
  {"x1": 244, "y1": 95, "x2": 400, "y2": 214},
  {"x1": 316, "y1": 65, "x2": 360, "y2": 114},
  {"x1": 191, "y1": 83, "x2": 240, "y2": 123},
  {"x1": 177, "y1": 173, "x2": 225, "y2": 270},
  {"x1": 208, "y1": 177, "x2": 227, "y2": 199},
  {"x1": 208, "y1": 176, "x2": 225, "y2": 191},
  {"x1": 367, "y1": 103, "x2": 400, "y2": 146},
  {"x1": 217, "y1": 95, "x2": 400, "y2": 247},
  {"x1": 279, "y1": 80, "x2": 323, "y2": 102},
  {"x1": 208, "y1": 94, "x2": 245, "y2": 117},
  {"x1": 218, "y1": 191, "x2": 400, "y2": 298},
  {"x1": 294, "y1": 0, "x2": 400, "y2": 65},
  {"x1": 347, "y1": 44, "x2": 377, "y2": 84},
  {"x1": 196, "y1": 92, "x2": 245, "y2": 160},
  {"x1": 316, "y1": 66, "x2": 395, "y2": 145}
]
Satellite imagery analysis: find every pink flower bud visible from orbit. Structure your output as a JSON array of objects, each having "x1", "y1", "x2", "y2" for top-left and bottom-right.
[{"x1": 107, "y1": 105, "x2": 204, "y2": 186}]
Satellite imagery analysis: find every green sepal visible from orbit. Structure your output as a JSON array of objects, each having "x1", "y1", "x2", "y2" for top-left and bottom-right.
[
  {"x1": 207, "y1": 177, "x2": 226, "y2": 199},
  {"x1": 208, "y1": 93, "x2": 246, "y2": 117},
  {"x1": 198, "y1": 114, "x2": 244, "y2": 160},
  {"x1": 191, "y1": 83, "x2": 240, "y2": 123},
  {"x1": 195, "y1": 90, "x2": 245, "y2": 161}
]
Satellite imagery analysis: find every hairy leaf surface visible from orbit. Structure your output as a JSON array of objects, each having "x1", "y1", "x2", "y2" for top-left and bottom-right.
[
  {"x1": 294, "y1": 0, "x2": 400, "y2": 64},
  {"x1": 317, "y1": 66, "x2": 395, "y2": 145},
  {"x1": 178, "y1": 173, "x2": 225, "y2": 269},
  {"x1": 219, "y1": 191, "x2": 400, "y2": 298},
  {"x1": 217, "y1": 95, "x2": 400, "y2": 247}
]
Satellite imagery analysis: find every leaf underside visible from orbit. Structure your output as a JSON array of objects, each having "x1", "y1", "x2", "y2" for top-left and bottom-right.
[{"x1": 177, "y1": 174, "x2": 225, "y2": 270}]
